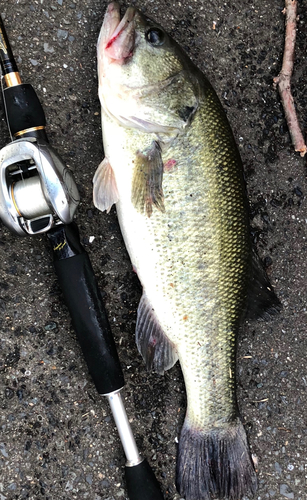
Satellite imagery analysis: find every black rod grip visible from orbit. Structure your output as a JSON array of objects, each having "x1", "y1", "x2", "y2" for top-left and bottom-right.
[
  {"x1": 48, "y1": 224, "x2": 124, "y2": 395},
  {"x1": 3, "y1": 84, "x2": 47, "y2": 139},
  {"x1": 125, "y1": 460, "x2": 164, "y2": 500}
]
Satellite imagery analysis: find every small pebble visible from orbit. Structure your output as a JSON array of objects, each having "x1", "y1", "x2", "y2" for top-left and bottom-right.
[
  {"x1": 44, "y1": 322, "x2": 57, "y2": 331},
  {"x1": 44, "y1": 43, "x2": 54, "y2": 53},
  {"x1": 65, "y1": 480, "x2": 73, "y2": 491},
  {"x1": 293, "y1": 186, "x2": 303, "y2": 197},
  {"x1": 57, "y1": 29, "x2": 69, "y2": 41},
  {"x1": 0, "y1": 443, "x2": 8, "y2": 458},
  {"x1": 280, "y1": 484, "x2": 294, "y2": 499}
]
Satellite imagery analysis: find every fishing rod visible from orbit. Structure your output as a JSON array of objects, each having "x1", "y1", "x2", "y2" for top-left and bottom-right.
[{"x1": 0, "y1": 15, "x2": 164, "y2": 500}]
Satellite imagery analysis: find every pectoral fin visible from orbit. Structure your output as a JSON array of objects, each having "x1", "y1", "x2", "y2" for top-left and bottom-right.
[
  {"x1": 131, "y1": 141, "x2": 165, "y2": 217},
  {"x1": 93, "y1": 157, "x2": 119, "y2": 213},
  {"x1": 136, "y1": 292, "x2": 178, "y2": 375}
]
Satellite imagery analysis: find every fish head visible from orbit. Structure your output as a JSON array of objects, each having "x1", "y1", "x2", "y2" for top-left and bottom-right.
[{"x1": 97, "y1": 2, "x2": 199, "y2": 133}]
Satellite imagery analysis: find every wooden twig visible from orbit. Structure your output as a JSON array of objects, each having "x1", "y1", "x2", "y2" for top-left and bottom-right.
[{"x1": 273, "y1": 0, "x2": 306, "y2": 157}]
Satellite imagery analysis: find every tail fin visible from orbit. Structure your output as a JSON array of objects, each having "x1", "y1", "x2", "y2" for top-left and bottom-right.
[{"x1": 176, "y1": 417, "x2": 257, "y2": 500}]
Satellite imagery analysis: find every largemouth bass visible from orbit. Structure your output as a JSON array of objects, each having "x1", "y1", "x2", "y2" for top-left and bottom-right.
[{"x1": 93, "y1": 3, "x2": 280, "y2": 499}]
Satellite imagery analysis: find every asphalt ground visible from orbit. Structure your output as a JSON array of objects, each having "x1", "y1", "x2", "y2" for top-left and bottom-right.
[{"x1": 0, "y1": 1, "x2": 306, "y2": 499}]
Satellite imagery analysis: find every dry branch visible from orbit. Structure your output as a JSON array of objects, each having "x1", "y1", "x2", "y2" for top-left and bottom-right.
[{"x1": 273, "y1": 0, "x2": 306, "y2": 157}]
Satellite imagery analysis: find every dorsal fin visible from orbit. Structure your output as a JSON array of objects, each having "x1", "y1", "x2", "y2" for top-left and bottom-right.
[{"x1": 245, "y1": 248, "x2": 281, "y2": 320}]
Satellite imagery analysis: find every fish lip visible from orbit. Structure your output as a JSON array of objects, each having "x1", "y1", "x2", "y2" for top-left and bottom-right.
[
  {"x1": 99, "y1": 2, "x2": 137, "y2": 62},
  {"x1": 105, "y1": 4, "x2": 136, "y2": 48}
]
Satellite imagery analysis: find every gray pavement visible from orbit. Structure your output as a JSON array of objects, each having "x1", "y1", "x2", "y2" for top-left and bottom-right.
[{"x1": 0, "y1": 0, "x2": 306, "y2": 499}]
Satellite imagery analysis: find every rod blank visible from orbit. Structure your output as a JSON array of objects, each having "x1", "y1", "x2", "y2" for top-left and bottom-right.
[{"x1": 107, "y1": 390, "x2": 142, "y2": 467}]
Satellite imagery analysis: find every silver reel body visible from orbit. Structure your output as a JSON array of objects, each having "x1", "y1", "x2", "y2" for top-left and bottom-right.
[{"x1": 0, "y1": 138, "x2": 80, "y2": 235}]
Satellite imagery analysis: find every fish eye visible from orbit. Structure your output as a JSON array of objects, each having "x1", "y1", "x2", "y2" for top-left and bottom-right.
[{"x1": 145, "y1": 28, "x2": 165, "y2": 46}]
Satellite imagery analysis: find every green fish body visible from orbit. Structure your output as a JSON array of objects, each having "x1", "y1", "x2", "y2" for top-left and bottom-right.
[{"x1": 93, "y1": 3, "x2": 279, "y2": 499}]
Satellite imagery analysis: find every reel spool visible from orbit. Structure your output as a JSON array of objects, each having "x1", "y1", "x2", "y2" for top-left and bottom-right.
[{"x1": 0, "y1": 138, "x2": 79, "y2": 235}]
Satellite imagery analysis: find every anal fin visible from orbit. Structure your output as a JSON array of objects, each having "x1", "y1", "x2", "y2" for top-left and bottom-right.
[
  {"x1": 93, "y1": 157, "x2": 119, "y2": 213},
  {"x1": 136, "y1": 292, "x2": 178, "y2": 375}
]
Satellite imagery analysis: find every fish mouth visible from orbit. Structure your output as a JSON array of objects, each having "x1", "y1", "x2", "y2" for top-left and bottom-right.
[{"x1": 99, "y1": 2, "x2": 136, "y2": 62}]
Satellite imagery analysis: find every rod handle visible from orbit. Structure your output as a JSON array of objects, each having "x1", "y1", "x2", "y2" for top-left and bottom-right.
[
  {"x1": 125, "y1": 459, "x2": 164, "y2": 500},
  {"x1": 48, "y1": 223, "x2": 125, "y2": 395},
  {"x1": 3, "y1": 84, "x2": 48, "y2": 140}
]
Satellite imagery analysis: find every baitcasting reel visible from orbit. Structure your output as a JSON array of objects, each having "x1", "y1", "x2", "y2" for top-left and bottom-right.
[{"x1": 0, "y1": 137, "x2": 79, "y2": 236}]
